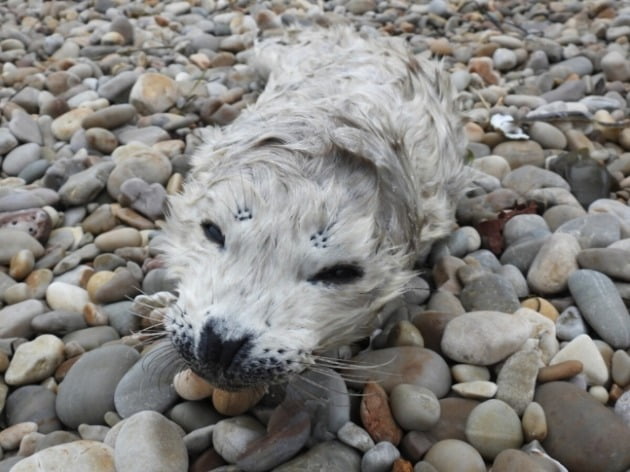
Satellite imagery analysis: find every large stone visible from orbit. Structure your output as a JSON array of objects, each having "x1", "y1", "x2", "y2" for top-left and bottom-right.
[
  {"x1": 441, "y1": 311, "x2": 531, "y2": 365},
  {"x1": 536, "y1": 381, "x2": 630, "y2": 472}
]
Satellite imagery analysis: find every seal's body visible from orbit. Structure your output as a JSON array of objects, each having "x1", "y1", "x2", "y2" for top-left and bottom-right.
[{"x1": 162, "y1": 28, "x2": 467, "y2": 390}]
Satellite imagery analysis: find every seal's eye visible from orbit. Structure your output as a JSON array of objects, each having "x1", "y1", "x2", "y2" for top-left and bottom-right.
[
  {"x1": 308, "y1": 264, "x2": 364, "y2": 285},
  {"x1": 201, "y1": 221, "x2": 225, "y2": 247}
]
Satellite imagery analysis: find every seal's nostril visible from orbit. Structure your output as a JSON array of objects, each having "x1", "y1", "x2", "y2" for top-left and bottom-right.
[{"x1": 198, "y1": 320, "x2": 250, "y2": 370}]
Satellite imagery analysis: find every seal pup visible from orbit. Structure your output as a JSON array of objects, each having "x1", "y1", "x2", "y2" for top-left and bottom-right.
[{"x1": 161, "y1": 27, "x2": 467, "y2": 390}]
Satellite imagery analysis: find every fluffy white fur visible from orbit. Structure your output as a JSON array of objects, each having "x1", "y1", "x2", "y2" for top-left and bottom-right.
[{"x1": 162, "y1": 27, "x2": 467, "y2": 389}]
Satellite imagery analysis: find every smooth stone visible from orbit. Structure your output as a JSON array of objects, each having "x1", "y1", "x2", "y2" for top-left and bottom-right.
[
  {"x1": 555, "y1": 305, "x2": 588, "y2": 341},
  {"x1": 5, "y1": 334, "x2": 65, "y2": 386},
  {"x1": 527, "y1": 233, "x2": 580, "y2": 295},
  {"x1": 492, "y1": 48, "x2": 517, "y2": 71},
  {"x1": 550, "y1": 334, "x2": 608, "y2": 385},
  {"x1": 459, "y1": 273, "x2": 520, "y2": 313},
  {"x1": 98, "y1": 70, "x2": 140, "y2": 101},
  {"x1": 465, "y1": 399, "x2": 523, "y2": 461},
  {"x1": 62, "y1": 326, "x2": 120, "y2": 351},
  {"x1": 424, "y1": 439, "x2": 485, "y2": 472},
  {"x1": 58, "y1": 161, "x2": 115, "y2": 206},
  {"x1": 88, "y1": 268, "x2": 140, "y2": 304},
  {"x1": 5, "y1": 385, "x2": 61, "y2": 433},
  {"x1": 337, "y1": 422, "x2": 375, "y2": 453},
  {"x1": 522, "y1": 401, "x2": 547, "y2": 442},
  {"x1": 492, "y1": 449, "x2": 556, "y2": 472},
  {"x1": 272, "y1": 440, "x2": 360, "y2": 472},
  {"x1": 346, "y1": 347, "x2": 451, "y2": 397},
  {"x1": 0, "y1": 188, "x2": 59, "y2": 212},
  {"x1": 3, "y1": 143, "x2": 41, "y2": 176},
  {"x1": 360, "y1": 381, "x2": 402, "y2": 445},
  {"x1": 8, "y1": 110, "x2": 42, "y2": 145},
  {"x1": 500, "y1": 236, "x2": 549, "y2": 273},
  {"x1": 212, "y1": 416, "x2": 266, "y2": 463},
  {"x1": 502, "y1": 165, "x2": 570, "y2": 194},
  {"x1": 390, "y1": 384, "x2": 440, "y2": 432},
  {"x1": 536, "y1": 381, "x2": 630, "y2": 472},
  {"x1": 118, "y1": 178, "x2": 167, "y2": 220},
  {"x1": 236, "y1": 408, "x2": 311, "y2": 472},
  {"x1": 283, "y1": 368, "x2": 349, "y2": 439},
  {"x1": 568, "y1": 270, "x2": 630, "y2": 349},
  {"x1": 0, "y1": 299, "x2": 47, "y2": 338},
  {"x1": 0, "y1": 128, "x2": 18, "y2": 154},
  {"x1": 116, "y1": 126, "x2": 170, "y2": 146},
  {"x1": 441, "y1": 311, "x2": 531, "y2": 365},
  {"x1": 543, "y1": 204, "x2": 587, "y2": 231},
  {"x1": 85, "y1": 128, "x2": 118, "y2": 154},
  {"x1": 31, "y1": 310, "x2": 87, "y2": 336},
  {"x1": 129, "y1": 73, "x2": 179, "y2": 115},
  {"x1": 451, "y1": 381, "x2": 497, "y2": 399},
  {"x1": 51, "y1": 108, "x2": 93, "y2": 141},
  {"x1": 94, "y1": 227, "x2": 142, "y2": 251},
  {"x1": 451, "y1": 365, "x2": 490, "y2": 383},
  {"x1": 46, "y1": 281, "x2": 89, "y2": 313},
  {"x1": 577, "y1": 248, "x2": 630, "y2": 282},
  {"x1": 114, "y1": 411, "x2": 187, "y2": 472},
  {"x1": 601, "y1": 51, "x2": 630, "y2": 82},
  {"x1": 166, "y1": 401, "x2": 222, "y2": 433},
  {"x1": 612, "y1": 350, "x2": 630, "y2": 387},
  {"x1": 470, "y1": 155, "x2": 511, "y2": 180},
  {"x1": 492, "y1": 140, "x2": 544, "y2": 169},
  {"x1": 502, "y1": 214, "x2": 550, "y2": 246},
  {"x1": 361, "y1": 441, "x2": 400, "y2": 472},
  {"x1": 495, "y1": 349, "x2": 540, "y2": 415},
  {"x1": 614, "y1": 391, "x2": 630, "y2": 427},
  {"x1": 0, "y1": 422, "x2": 38, "y2": 451},
  {"x1": 556, "y1": 214, "x2": 621, "y2": 248},
  {"x1": 56, "y1": 344, "x2": 140, "y2": 428},
  {"x1": 10, "y1": 440, "x2": 115, "y2": 472},
  {"x1": 82, "y1": 104, "x2": 137, "y2": 130},
  {"x1": 114, "y1": 343, "x2": 178, "y2": 418},
  {"x1": 497, "y1": 264, "x2": 529, "y2": 297},
  {"x1": 529, "y1": 121, "x2": 567, "y2": 149},
  {"x1": 0, "y1": 229, "x2": 44, "y2": 265},
  {"x1": 541, "y1": 79, "x2": 586, "y2": 103},
  {"x1": 107, "y1": 143, "x2": 172, "y2": 198}
]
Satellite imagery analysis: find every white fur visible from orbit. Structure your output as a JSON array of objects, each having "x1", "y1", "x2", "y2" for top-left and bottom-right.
[{"x1": 161, "y1": 27, "x2": 467, "y2": 389}]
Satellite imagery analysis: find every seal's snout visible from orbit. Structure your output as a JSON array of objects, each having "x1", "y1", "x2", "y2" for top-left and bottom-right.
[{"x1": 197, "y1": 319, "x2": 252, "y2": 370}]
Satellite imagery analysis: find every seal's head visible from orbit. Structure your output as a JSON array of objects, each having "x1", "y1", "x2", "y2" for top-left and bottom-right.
[{"x1": 162, "y1": 136, "x2": 420, "y2": 390}]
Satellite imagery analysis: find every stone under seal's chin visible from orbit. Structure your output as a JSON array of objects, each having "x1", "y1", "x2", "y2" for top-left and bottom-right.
[{"x1": 167, "y1": 313, "x2": 310, "y2": 391}]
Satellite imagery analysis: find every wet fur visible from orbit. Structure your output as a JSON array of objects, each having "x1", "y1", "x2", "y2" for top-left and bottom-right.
[{"x1": 161, "y1": 27, "x2": 467, "y2": 389}]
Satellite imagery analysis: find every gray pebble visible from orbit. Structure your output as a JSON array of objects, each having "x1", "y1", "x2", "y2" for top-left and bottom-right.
[
  {"x1": 31, "y1": 310, "x2": 88, "y2": 336},
  {"x1": 337, "y1": 421, "x2": 375, "y2": 453},
  {"x1": 0, "y1": 128, "x2": 18, "y2": 154},
  {"x1": 556, "y1": 306, "x2": 588, "y2": 341},
  {"x1": 6, "y1": 385, "x2": 62, "y2": 434},
  {"x1": 503, "y1": 214, "x2": 550, "y2": 246},
  {"x1": 9, "y1": 110, "x2": 42, "y2": 145},
  {"x1": 62, "y1": 326, "x2": 120, "y2": 351},
  {"x1": 361, "y1": 441, "x2": 400, "y2": 472},
  {"x1": 541, "y1": 79, "x2": 586, "y2": 103},
  {"x1": 56, "y1": 344, "x2": 140, "y2": 428},
  {"x1": 114, "y1": 411, "x2": 188, "y2": 472},
  {"x1": 460, "y1": 273, "x2": 521, "y2": 313},
  {"x1": 273, "y1": 440, "x2": 360, "y2": 472},
  {"x1": 0, "y1": 299, "x2": 47, "y2": 339},
  {"x1": 114, "y1": 343, "x2": 179, "y2": 418},
  {"x1": 58, "y1": 161, "x2": 115, "y2": 206},
  {"x1": 556, "y1": 214, "x2": 621, "y2": 248},
  {"x1": 568, "y1": 270, "x2": 630, "y2": 349},
  {"x1": 2, "y1": 143, "x2": 41, "y2": 176}
]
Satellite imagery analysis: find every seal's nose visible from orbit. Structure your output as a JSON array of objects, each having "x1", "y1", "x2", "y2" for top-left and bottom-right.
[{"x1": 197, "y1": 320, "x2": 251, "y2": 369}]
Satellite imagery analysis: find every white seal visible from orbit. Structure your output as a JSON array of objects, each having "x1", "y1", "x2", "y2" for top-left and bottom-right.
[{"x1": 161, "y1": 27, "x2": 467, "y2": 389}]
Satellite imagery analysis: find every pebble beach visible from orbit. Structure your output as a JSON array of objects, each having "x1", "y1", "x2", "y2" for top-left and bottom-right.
[{"x1": 0, "y1": 0, "x2": 630, "y2": 471}]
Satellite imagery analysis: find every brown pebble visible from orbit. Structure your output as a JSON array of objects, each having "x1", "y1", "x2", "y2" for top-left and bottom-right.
[
  {"x1": 212, "y1": 386, "x2": 265, "y2": 416},
  {"x1": 190, "y1": 448, "x2": 226, "y2": 472},
  {"x1": 468, "y1": 57, "x2": 500, "y2": 85},
  {"x1": 83, "y1": 302, "x2": 109, "y2": 326},
  {"x1": 54, "y1": 355, "x2": 81, "y2": 383},
  {"x1": 111, "y1": 206, "x2": 155, "y2": 230},
  {"x1": 537, "y1": 360, "x2": 583, "y2": 382},
  {"x1": 360, "y1": 381, "x2": 403, "y2": 446},
  {"x1": 521, "y1": 297, "x2": 559, "y2": 322},
  {"x1": 392, "y1": 458, "x2": 414, "y2": 472}
]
